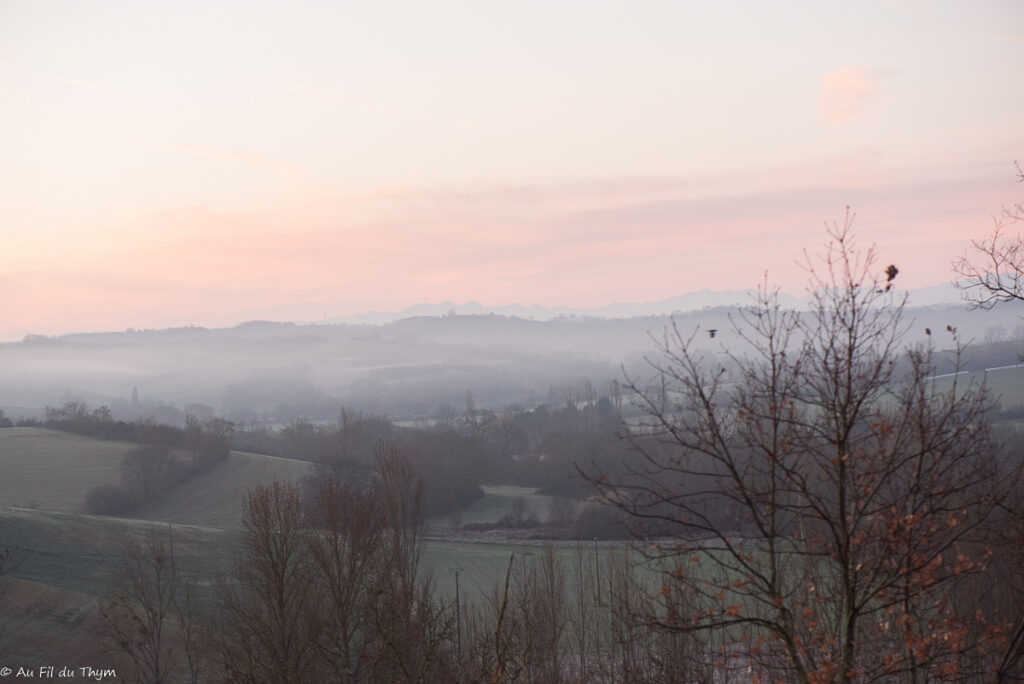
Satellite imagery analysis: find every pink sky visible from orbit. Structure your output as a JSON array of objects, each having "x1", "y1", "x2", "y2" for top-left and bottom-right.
[{"x1": 2, "y1": 1, "x2": 1023, "y2": 341}]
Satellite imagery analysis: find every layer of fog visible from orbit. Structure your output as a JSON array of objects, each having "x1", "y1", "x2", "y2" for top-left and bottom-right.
[{"x1": 1, "y1": 295, "x2": 1021, "y2": 426}]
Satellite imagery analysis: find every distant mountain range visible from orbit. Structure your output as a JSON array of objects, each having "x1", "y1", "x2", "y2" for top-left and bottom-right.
[{"x1": 331, "y1": 282, "x2": 966, "y2": 325}]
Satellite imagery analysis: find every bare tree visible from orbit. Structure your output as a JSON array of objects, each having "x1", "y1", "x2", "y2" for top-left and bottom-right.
[
  {"x1": 305, "y1": 479, "x2": 384, "y2": 682},
  {"x1": 565, "y1": 544, "x2": 602, "y2": 680},
  {"x1": 512, "y1": 546, "x2": 567, "y2": 683},
  {"x1": 122, "y1": 446, "x2": 172, "y2": 499},
  {"x1": 100, "y1": 529, "x2": 203, "y2": 684},
  {"x1": 174, "y1": 575, "x2": 206, "y2": 684},
  {"x1": 362, "y1": 443, "x2": 453, "y2": 684},
  {"x1": 213, "y1": 441, "x2": 455, "y2": 683},
  {"x1": 213, "y1": 482, "x2": 321, "y2": 684},
  {"x1": 483, "y1": 409, "x2": 528, "y2": 461},
  {"x1": 182, "y1": 416, "x2": 234, "y2": 467},
  {"x1": 457, "y1": 544, "x2": 718, "y2": 683},
  {"x1": 461, "y1": 553, "x2": 539, "y2": 684},
  {"x1": 964, "y1": 428, "x2": 1024, "y2": 683},
  {"x1": 306, "y1": 442, "x2": 452, "y2": 683},
  {"x1": 954, "y1": 162, "x2": 1024, "y2": 308},
  {"x1": 587, "y1": 216, "x2": 1005, "y2": 682}
]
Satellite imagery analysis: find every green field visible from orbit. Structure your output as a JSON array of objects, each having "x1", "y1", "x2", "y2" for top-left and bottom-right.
[
  {"x1": 0, "y1": 500, "x2": 628, "y2": 622},
  {"x1": 0, "y1": 506, "x2": 239, "y2": 596},
  {"x1": 979, "y1": 365, "x2": 1024, "y2": 409},
  {"x1": 443, "y1": 484, "x2": 555, "y2": 526},
  {"x1": 0, "y1": 426, "x2": 311, "y2": 663},
  {"x1": 0, "y1": 427, "x2": 312, "y2": 525},
  {"x1": 0, "y1": 428, "x2": 130, "y2": 511},
  {"x1": 133, "y1": 450, "x2": 313, "y2": 527},
  {"x1": 0, "y1": 430, "x2": 592, "y2": 600},
  {"x1": 0, "y1": 427, "x2": 629, "y2": 666},
  {"x1": 931, "y1": 365, "x2": 1024, "y2": 408},
  {"x1": 422, "y1": 538, "x2": 633, "y2": 606},
  {"x1": 0, "y1": 505, "x2": 244, "y2": 663}
]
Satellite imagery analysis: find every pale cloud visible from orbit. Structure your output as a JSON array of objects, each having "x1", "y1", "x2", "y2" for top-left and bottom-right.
[
  {"x1": 288, "y1": 86, "x2": 403, "y2": 117},
  {"x1": 820, "y1": 67, "x2": 876, "y2": 125},
  {"x1": 49, "y1": 75, "x2": 122, "y2": 96},
  {"x1": 288, "y1": 85, "x2": 474, "y2": 130},
  {"x1": 2, "y1": 158, "x2": 1013, "y2": 341},
  {"x1": 116, "y1": 137, "x2": 304, "y2": 183},
  {"x1": 0, "y1": 58, "x2": 126, "y2": 97}
]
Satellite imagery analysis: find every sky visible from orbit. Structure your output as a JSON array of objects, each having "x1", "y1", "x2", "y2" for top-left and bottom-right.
[{"x1": 1, "y1": 1, "x2": 1023, "y2": 341}]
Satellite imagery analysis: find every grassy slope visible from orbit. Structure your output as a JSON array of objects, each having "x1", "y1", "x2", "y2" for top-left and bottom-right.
[
  {"x1": 0, "y1": 503, "x2": 604, "y2": 637},
  {"x1": 431, "y1": 485, "x2": 555, "y2": 530},
  {"x1": 0, "y1": 505, "x2": 243, "y2": 668},
  {"x1": 133, "y1": 450, "x2": 313, "y2": 527},
  {"x1": 0, "y1": 506, "x2": 240, "y2": 596},
  {"x1": 0, "y1": 498, "x2": 630, "y2": 664},
  {"x1": 981, "y1": 365, "x2": 1024, "y2": 408},
  {"x1": 931, "y1": 365, "x2": 1024, "y2": 405},
  {"x1": 0, "y1": 429, "x2": 604, "y2": 662},
  {"x1": 0, "y1": 576, "x2": 109, "y2": 666},
  {"x1": 0, "y1": 427, "x2": 312, "y2": 526},
  {"x1": 422, "y1": 539, "x2": 615, "y2": 605},
  {"x1": 0, "y1": 502, "x2": 568, "y2": 611},
  {"x1": 0, "y1": 428, "x2": 130, "y2": 511}
]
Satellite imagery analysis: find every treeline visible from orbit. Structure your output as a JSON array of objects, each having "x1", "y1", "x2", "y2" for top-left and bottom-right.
[
  {"x1": 99, "y1": 451, "x2": 724, "y2": 684},
  {"x1": 254, "y1": 410, "x2": 494, "y2": 517},
  {"x1": 84, "y1": 414, "x2": 234, "y2": 516},
  {"x1": 32, "y1": 396, "x2": 637, "y2": 531},
  {"x1": 29, "y1": 400, "x2": 230, "y2": 446},
  {"x1": 23, "y1": 400, "x2": 234, "y2": 515},
  {"x1": 84, "y1": 416, "x2": 234, "y2": 516},
  {"x1": 246, "y1": 402, "x2": 636, "y2": 535},
  {"x1": 233, "y1": 396, "x2": 630, "y2": 521}
]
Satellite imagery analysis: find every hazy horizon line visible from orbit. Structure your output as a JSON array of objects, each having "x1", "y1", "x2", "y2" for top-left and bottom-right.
[{"x1": 2, "y1": 280, "x2": 971, "y2": 343}]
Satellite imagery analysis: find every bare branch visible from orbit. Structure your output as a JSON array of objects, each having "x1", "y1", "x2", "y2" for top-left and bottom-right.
[{"x1": 954, "y1": 164, "x2": 1024, "y2": 309}]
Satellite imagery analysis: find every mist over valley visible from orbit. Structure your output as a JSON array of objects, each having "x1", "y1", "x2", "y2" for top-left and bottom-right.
[{"x1": 3, "y1": 285, "x2": 1021, "y2": 426}]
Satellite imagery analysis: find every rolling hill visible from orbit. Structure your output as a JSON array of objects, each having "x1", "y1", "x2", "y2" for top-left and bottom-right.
[
  {"x1": 0, "y1": 427, "x2": 312, "y2": 527},
  {"x1": 0, "y1": 428, "x2": 129, "y2": 512},
  {"x1": 133, "y1": 449, "x2": 313, "y2": 527}
]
